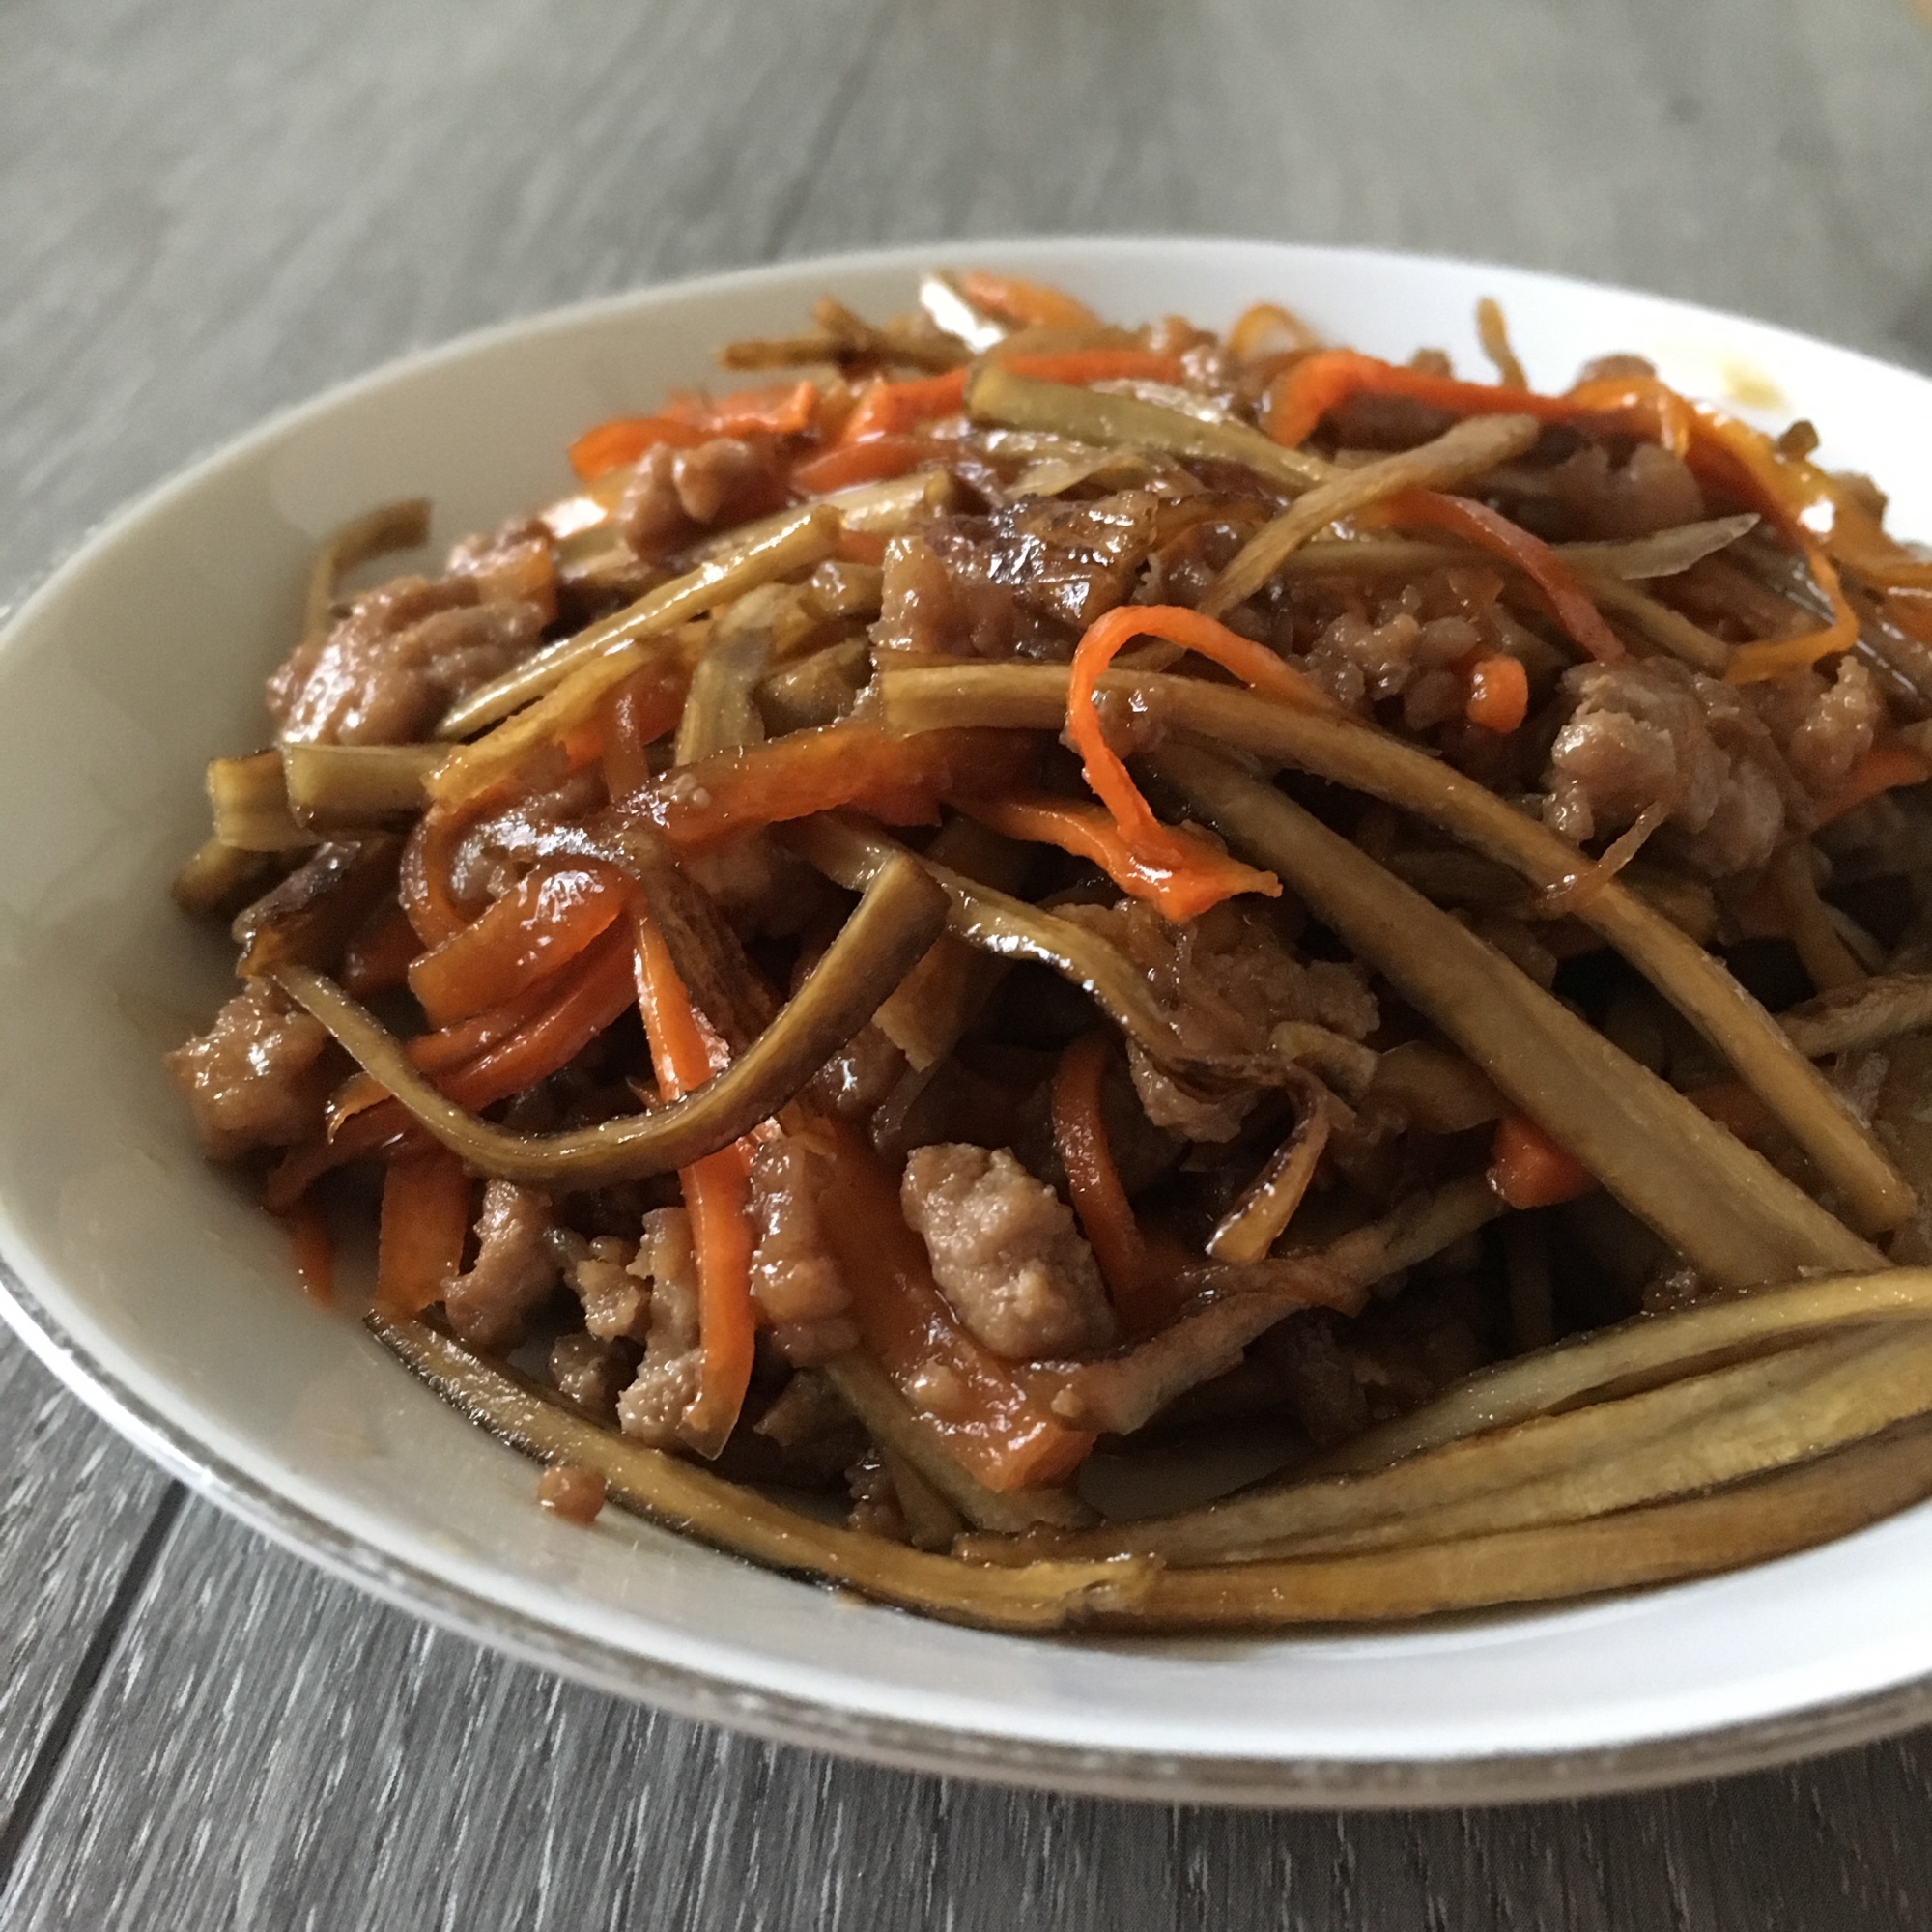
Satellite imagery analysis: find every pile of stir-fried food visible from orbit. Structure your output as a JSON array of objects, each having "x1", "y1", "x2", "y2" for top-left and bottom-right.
[{"x1": 166, "y1": 270, "x2": 1932, "y2": 1632}]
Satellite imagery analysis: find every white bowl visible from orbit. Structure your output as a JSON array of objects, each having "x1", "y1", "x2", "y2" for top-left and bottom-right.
[{"x1": 5, "y1": 238, "x2": 1932, "y2": 1807}]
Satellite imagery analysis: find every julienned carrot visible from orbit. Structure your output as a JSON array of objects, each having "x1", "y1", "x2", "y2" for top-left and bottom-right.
[
  {"x1": 962, "y1": 794, "x2": 1268, "y2": 924},
  {"x1": 1463, "y1": 652, "x2": 1530, "y2": 734},
  {"x1": 375, "y1": 1151, "x2": 472, "y2": 1319},
  {"x1": 1050, "y1": 1035, "x2": 1189, "y2": 1341},
  {"x1": 636, "y1": 722, "x2": 1037, "y2": 851},
  {"x1": 327, "y1": 936, "x2": 630, "y2": 1137},
  {"x1": 1816, "y1": 740, "x2": 1932, "y2": 826},
  {"x1": 444, "y1": 926, "x2": 638, "y2": 1111},
  {"x1": 666, "y1": 380, "x2": 820, "y2": 439},
  {"x1": 793, "y1": 434, "x2": 940, "y2": 495},
  {"x1": 599, "y1": 658, "x2": 689, "y2": 801},
  {"x1": 838, "y1": 370, "x2": 970, "y2": 442},
  {"x1": 400, "y1": 792, "x2": 506, "y2": 948},
  {"x1": 635, "y1": 911, "x2": 755, "y2": 1459},
  {"x1": 1066, "y1": 605, "x2": 1332, "y2": 917},
  {"x1": 568, "y1": 415, "x2": 708, "y2": 483},
  {"x1": 407, "y1": 862, "x2": 633, "y2": 1028},
  {"x1": 957, "y1": 270, "x2": 1098, "y2": 331},
  {"x1": 813, "y1": 1118, "x2": 1095, "y2": 1492},
  {"x1": 1262, "y1": 348, "x2": 1689, "y2": 453},
  {"x1": 1489, "y1": 1114, "x2": 1595, "y2": 1209},
  {"x1": 1372, "y1": 491, "x2": 1625, "y2": 665},
  {"x1": 283, "y1": 1202, "x2": 335, "y2": 1305}
]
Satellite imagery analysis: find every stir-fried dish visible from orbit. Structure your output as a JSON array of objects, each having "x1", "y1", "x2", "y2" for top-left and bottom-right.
[{"x1": 165, "y1": 270, "x2": 1932, "y2": 1632}]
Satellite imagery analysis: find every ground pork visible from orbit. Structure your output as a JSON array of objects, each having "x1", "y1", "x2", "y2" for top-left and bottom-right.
[
  {"x1": 871, "y1": 490, "x2": 1162, "y2": 661},
  {"x1": 615, "y1": 1208, "x2": 704, "y2": 1447},
  {"x1": 1300, "y1": 603, "x2": 1482, "y2": 717},
  {"x1": 1544, "y1": 657, "x2": 1884, "y2": 877},
  {"x1": 443, "y1": 1181, "x2": 558, "y2": 1351},
  {"x1": 446, "y1": 516, "x2": 558, "y2": 622},
  {"x1": 164, "y1": 980, "x2": 335, "y2": 1161},
  {"x1": 548, "y1": 1332, "x2": 632, "y2": 1422},
  {"x1": 1758, "y1": 659, "x2": 1885, "y2": 799},
  {"x1": 268, "y1": 575, "x2": 546, "y2": 745},
  {"x1": 561, "y1": 1235, "x2": 651, "y2": 1343},
  {"x1": 899, "y1": 1143, "x2": 1117, "y2": 1360},
  {"x1": 1057, "y1": 898, "x2": 1378, "y2": 1139},
  {"x1": 747, "y1": 1135, "x2": 860, "y2": 1364},
  {"x1": 1544, "y1": 440, "x2": 1707, "y2": 539},
  {"x1": 616, "y1": 437, "x2": 787, "y2": 560}
]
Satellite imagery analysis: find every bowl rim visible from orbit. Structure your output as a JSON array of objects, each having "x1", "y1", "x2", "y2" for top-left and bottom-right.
[{"x1": 6, "y1": 232, "x2": 1932, "y2": 1808}]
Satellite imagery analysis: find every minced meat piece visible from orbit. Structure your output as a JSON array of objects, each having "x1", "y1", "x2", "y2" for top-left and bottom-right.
[
  {"x1": 549, "y1": 1332, "x2": 632, "y2": 1422},
  {"x1": 871, "y1": 492, "x2": 1162, "y2": 662},
  {"x1": 1542, "y1": 658, "x2": 1800, "y2": 878},
  {"x1": 164, "y1": 980, "x2": 334, "y2": 1161},
  {"x1": 269, "y1": 576, "x2": 546, "y2": 745},
  {"x1": 899, "y1": 1143, "x2": 1117, "y2": 1360},
  {"x1": 1763, "y1": 659, "x2": 1885, "y2": 800},
  {"x1": 444, "y1": 1181, "x2": 558, "y2": 1351},
  {"x1": 1544, "y1": 440, "x2": 1707, "y2": 540},
  {"x1": 616, "y1": 437, "x2": 787, "y2": 559},
  {"x1": 615, "y1": 1208, "x2": 704, "y2": 1447},
  {"x1": 447, "y1": 516, "x2": 558, "y2": 623}
]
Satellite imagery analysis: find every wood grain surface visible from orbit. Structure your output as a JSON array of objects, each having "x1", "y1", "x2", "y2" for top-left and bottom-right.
[{"x1": 7, "y1": 0, "x2": 1932, "y2": 1922}]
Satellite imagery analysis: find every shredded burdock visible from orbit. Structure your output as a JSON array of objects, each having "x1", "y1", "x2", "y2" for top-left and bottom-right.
[{"x1": 168, "y1": 273, "x2": 1932, "y2": 1632}]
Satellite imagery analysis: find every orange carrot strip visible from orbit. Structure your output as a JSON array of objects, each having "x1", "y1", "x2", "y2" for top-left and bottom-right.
[
  {"x1": 1489, "y1": 1114, "x2": 1596, "y2": 1209},
  {"x1": 815, "y1": 1118, "x2": 1095, "y2": 1491},
  {"x1": 793, "y1": 434, "x2": 939, "y2": 495},
  {"x1": 635, "y1": 721, "x2": 1036, "y2": 851},
  {"x1": 838, "y1": 369, "x2": 971, "y2": 442},
  {"x1": 407, "y1": 862, "x2": 632, "y2": 1029},
  {"x1": 635, "y1": 912, "x2": 754, "y2": 1456},
  {"x1": 597, "y1": 658, "x2": 687, "y2": 801},
  {"x1": 957, "y1": 270, "x2": 1098, "y2": 331},
  {"x1": 1817, "y1": 740, "x2": 1932, "y2": 826},
  {"x1": 1263, "y1": 348, "x2": 1684, "y2": 451},
  {"x1": 1001, "y1": 348, "x2": 1188, "y2": 386},
  {"x1": 666, "y1": 380, "x2": 820, "y2": 439},
  {"x1": 1374, "y1": 490, "x2": 1625, "y2": 664},
  {"x1": 1463, "y1": 652, "x2": 1530, "y2": 734},
  {"x1": 442, "y1": 926, "x2": 638, "y2": 1112},
  {"x1": 375, "y1": 1151, "x2": 472, "y2": 1319},
  {"x1": 400, "y1": 792, "x2": 504, "y2": 948},
  {"x1": 1066, "y1": 604, "x2": 1332, "y2": 916},
  {"x1": 568, "y1": 414, "x2": 708, "y2": 484},
  {"x1": 339, "y1": 901, "x2": 423, "y2": 999},
  {"x1": 962, "y1": 794, "x2": 1267, "y2": 925},
  {"x1": 1048, "y1": 1034, "x2": 1193, "y2": 1341},
  {"x1": 282, "y1": 1201, "x2": 335, "y2": 1305}
]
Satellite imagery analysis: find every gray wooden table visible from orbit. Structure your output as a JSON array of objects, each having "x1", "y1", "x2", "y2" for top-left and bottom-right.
[{"x1": 7, "y1": 0, "x2": 1932, "y2": 1922}]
